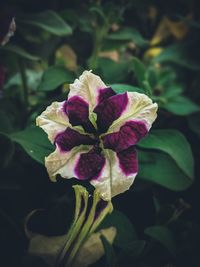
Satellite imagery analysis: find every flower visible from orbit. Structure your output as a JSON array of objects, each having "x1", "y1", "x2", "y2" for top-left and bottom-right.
[{"x1": 36, "y1": 70, "x2": 158, "y2": 200}]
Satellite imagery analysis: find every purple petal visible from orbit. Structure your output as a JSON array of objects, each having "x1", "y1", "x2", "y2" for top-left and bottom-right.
[
  {"x1": 94, "y1": 92, "x2": 128, "y2": 133},
  {"x1": 55, "y1": 127, "x2": 96, "y2": 152},
  {"x1": 75, "y1": 150, "x2": 105, "y2": 180},
  {"x1": 102, "y1": 120, "x2": 148, "y2": 152},
  {"x1": 64, "y1": 96, "x2": 96, "y2": 133},
  {"x1": 117, "y1": 146, "x2": 138, "y2": 175},
  {"x1": 98, "y1": 87, "x2": 116, "y2": 104}
]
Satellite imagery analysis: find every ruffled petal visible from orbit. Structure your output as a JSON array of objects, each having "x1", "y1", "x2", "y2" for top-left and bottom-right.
[
  {"x1": 36, "y1": 101, "x2": 70, "y2": 143},
  {"x1": 75, "y1": 149, "x2": 105, "y2": 180},
  {"x1": 55, "y1": 127, "x2": 96, "y2": 152},
  {"x1": 97, "y1": 87, "x2": 116, "y2": 104},
  {"x1": 94, "y1": 92, "x2": 128, "y2": 133},
  {"x1": 64, "y1": 96, "x2": 96, "y2": 133},
  {"x1": 102, "y1": 92, "x2": 158, "y2": 139},
  {"x1": 91, "y1": 147, "x2": 138, "y2": 200},
  {"x1": 45, "y1": 145, "x2": 138, "y2": 199},
  {"x1": 45, "y1": 145, "x2": 93, "y2": 181},
  {"x1": 102, "y1": 120, "x2": 148, "y2": 152},
  {"x1": 69, "y1": 70, "x2": 115, "y2": 114}
]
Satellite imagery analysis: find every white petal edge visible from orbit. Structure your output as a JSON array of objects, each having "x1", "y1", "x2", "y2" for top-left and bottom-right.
[
  {"x1": 107, "y1": 92, "x2": 158, "y2": 134},
  {"x1": 69, "y1": 70, "x2": 106, "y2": 112},
  {"x1": 91, "y1": 150, "x2": 137, "y2": 201},
  {"x1": 36, "y1": 101, "x2": 70, "y2": 143},
  {"x1": 45, "y1": 145, "x2": 93, "y2": 182}
]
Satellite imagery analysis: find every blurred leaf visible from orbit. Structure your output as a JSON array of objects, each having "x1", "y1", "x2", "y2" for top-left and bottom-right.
[
  {"x1": 99, "y1": 210, "x2": 137, "y2": 249},
  {"x1": 101, "y1": 235, "x2": 117, "y2": 267},
  {"x1": 0, "y1": 110, "x2": 13, "y2": 133},
  {"x1": 29, "y1": 233, "x2": 68, "y2": 266},
  {"x1": 38, "y1": 66, "x2": 75, "y2": 91},
  {"x1": 138, "y1": 150, "x2": 193, "y2": 191},
  {"x1": 19, "y1": 10, "x2": 72, "y2": 36},
  {"x1": 97, "y1": 58, "x2": 132, "y2": 83},
  {"x1": 163, "y1": 96, "x2": 199, "y2": 115},
  {"x1": 153, "y1": 44, "x2": 200, "y2": 70},
  {"x1": 157, "y1": 68, "x2": 176, "y2": 87},
  {"x1": 10, "y1": 126, "x2": 54, "y2": 164},
  {"x1": 1, "y1": 45, "x2": 39, "y2": 61},
  {"x1": 142, "y1": 80, "x2": 152, "y2": 97},
  {"x1": 165, "y1": 16, "x2": 190, "y2": 40},
  {"x1": 139, "y1": 129, "x2": 194, "y2": 178},
  {"x1": 145, "y1": 67, "x2": 158, "y2": 88},
  {"x1": 144, "y1": 47, "x2": 163, "y2": 59},
  {"x1": 150, "y1": 16, "x2": 189, "y2": 46},
  {"x1": 0, "y1": 133, "x2": 14, "y2": 168},
  {"x1": 106, "y1": 27, "x2": 148, "y2": 47},
  {"x1": 132, "y1": 57, "x2": 146, "y2": 88},
  {"x1": 5, "y1": 70, "x2": 42, "y2": 91},
  {"x1": 102, "y1": 39, "x2": 131, "y2": 51},
  {"x1": 74, "y1": 227, "x2": 117, "y2": 267},
  {"x1": 150, "y1": 17, "x2": 170, "y2": 46},
  {"x1": 56, "y1": 45, "x2": 78, "y2": 71},
  {"x1": 111, "y1": 84, "x2": 144, "y2": 94},
  {"x1": 162, "y1": 85, "x2": 183, "y2": 98},
  {"x1": 144, "y1": 226, "x2": 176, "y2": 255},
  {"x1": 120, "y1": 240, "x2": 146, "y2": 259},
  {"x1": 188, "y1": 113, "x2": 200, "y2": 137}
]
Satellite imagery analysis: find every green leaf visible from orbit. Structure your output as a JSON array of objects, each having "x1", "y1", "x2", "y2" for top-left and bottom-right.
[
  {"x1": 142, "y1": 80, "x2": 152, "y2": 97},
  {"x1": 5, "y1": 70, "x2": 42, "y2": 91},
  {"x1": 38, "y1": 66, "x2": 75, "y2": 91},
  {"x1": 132, "y1": 57, "x2": 146, "y2": 88},
  {"x1": 162, "y1": 85, "x2": 183, "y2": 98},
  {"x1": 153, "y1": 44, "x2": 200, "y2": 70},
  {"x1": 0, "y1": 111, "x2": 13, "y2": 133},
  {"x1": 19, "y1": 10, "x2": 72, "y2": 36},
  {"x1": 97, "y1": 58, "x2": 132, "y2": 84},
  {"x1": 100, "y1": 235, "x2": 117, "y2": 267},
  {"x1": 138, "y1": 150, "x2": 193, "y2": 191},
  {"x1": 110, "y1": 84, "x2": 144, "y2": 94},
  {"x1": 1, "y1": 45, "x2": 39, "y2": 61},
  {"x1": 99, "y1": 210, "x2": 137, "y2": 249},
  {"x1": 139, "y1": 129, "x2": 194, "y2": 178},
  {"x1": 120, "y1": 240, "x2": 146, "y2": 259},
  {"x1": 10, "y1": 126, "x2": 54, "y2": 164},
  {"x1": 144, "y1": 226, "x2": 176, "y2": 255},
  {"x1": 106, "y1": 27, "x2": 148, "y2": 47},
  {"x1": 163, "y1": 96, "x2": 200, "y2": 115},
  {"x1": 145, "y1": 66, "x2": 158, "y2": 88},
  {"x1": 188, "y1": 113, "x2": 200, "y2": 138},
  {"x1": 102, "y1": 39, "x2": 131, "y2": 51},
  {"x1": 0, "y1": 133, "x2": 14, "y2": 168}
]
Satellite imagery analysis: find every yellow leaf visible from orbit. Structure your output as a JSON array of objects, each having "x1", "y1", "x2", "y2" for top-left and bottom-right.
[{"x1": 56, "y1": 45, "x2": 78, "y2": 71}]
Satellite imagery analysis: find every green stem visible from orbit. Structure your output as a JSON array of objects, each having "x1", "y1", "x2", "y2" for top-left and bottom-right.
[
  {"x1": 65, "y1": 191, "x2": 113, "y2": 267},
  {"x1": 55, "y1": 186, "x2": 89, "y2": 267},
  {"x1": 53, "y1": 185, "x2": 112, "y2": 267},
  {"x1": 88, "y1": 22, "x2": 109, "y2": 69}
]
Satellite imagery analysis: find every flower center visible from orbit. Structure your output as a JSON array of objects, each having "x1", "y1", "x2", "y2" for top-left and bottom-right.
[{"x1": 91, "y1": 133, "x2": 102, "y2": 153}]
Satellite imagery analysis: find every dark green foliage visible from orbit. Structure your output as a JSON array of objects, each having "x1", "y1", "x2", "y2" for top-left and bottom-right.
[{"x1": 0, "y1": 1, "x2": 200, "y2": 267}]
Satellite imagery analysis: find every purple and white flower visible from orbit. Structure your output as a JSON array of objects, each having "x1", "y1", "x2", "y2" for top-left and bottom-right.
[{"x1": 36, "y1": 70, "x2": 158, "y2": 200}]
